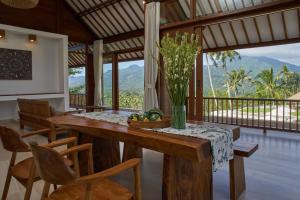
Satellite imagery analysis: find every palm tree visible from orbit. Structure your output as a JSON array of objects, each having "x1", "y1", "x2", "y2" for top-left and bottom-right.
[
  {"x1": 226, "y1": 69, "x2": 251, "y2": 97},
  {"x1": 278, "y1": 65, "x2": 299, "y2": 98},
  {"x1": 254, "y1": 67, "x2": 280, "y2": 99},
  {"x1": 207, "y1": 50, "x2": 241, "y2": 108}
]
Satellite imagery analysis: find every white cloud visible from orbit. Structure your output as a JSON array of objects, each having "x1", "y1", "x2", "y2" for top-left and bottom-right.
[{"x1": 237, "y1": 43, "x2": 300, "y2": 66}]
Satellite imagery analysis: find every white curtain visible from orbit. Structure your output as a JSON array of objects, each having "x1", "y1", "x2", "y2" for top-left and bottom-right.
[
  {"x1": 144, "y1": 1, "x2": 160, "y2": 111},
  {"x1": 93, "y1": 40, "x2": 103, "y2": 106}
]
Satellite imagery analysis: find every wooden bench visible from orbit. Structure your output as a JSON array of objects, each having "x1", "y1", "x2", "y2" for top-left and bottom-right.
[{"x1": 230, "y1": 142, "x2": 258, "y2": 200}]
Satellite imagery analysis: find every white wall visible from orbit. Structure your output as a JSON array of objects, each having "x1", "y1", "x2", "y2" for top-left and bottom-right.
[
  {"x1": 0, "y1": 31, "x2": 62, "y2": 94},
  {"x1": 0, "y1": 24, "x2": 69, "y2": 120}
]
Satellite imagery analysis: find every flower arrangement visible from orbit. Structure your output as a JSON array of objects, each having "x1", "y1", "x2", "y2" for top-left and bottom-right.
[{"x1": 158, "y1": 32, "x2": 201, "y2": 129}]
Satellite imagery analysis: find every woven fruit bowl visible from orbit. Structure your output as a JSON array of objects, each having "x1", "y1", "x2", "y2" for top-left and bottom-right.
[
  {"x1": 128, "y1": 117, "x2": 171, "y2": 129},
  {"x1": 127, "y1": 108, "x2": 171, "y2": 129}
]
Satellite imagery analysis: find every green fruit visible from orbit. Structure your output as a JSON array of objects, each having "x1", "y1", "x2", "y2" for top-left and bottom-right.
[
  {"x1": 149, "y1": 113, "x2": 160, "y2": 121},
  {"x1": 148, "y1": 108, "x2": 164, "y2": 118},
  {"x1": 129, "y1": 113, "x2": 139, "y2": 120},
  {"x1": 138, "y1": 115, "x2": 144, "y2": 121}
]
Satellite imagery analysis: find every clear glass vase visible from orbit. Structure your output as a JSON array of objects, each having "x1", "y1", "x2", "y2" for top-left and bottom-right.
[{"x1": 171, "y1": 105, "x2": 186, "y2": 129}]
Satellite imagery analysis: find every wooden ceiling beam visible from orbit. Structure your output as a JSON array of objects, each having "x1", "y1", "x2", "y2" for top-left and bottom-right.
[
  {"x1": 204, "y1": 37, "x2": 300, "y2": 53},
  {"x1": 160, "y1": 0, "x2": 300, "y2": 31},
  {"x1": 78, "y1": 0, "x2": 122, "y2": 17},
  {"x1": 103, "y1": 46, "x2": 144, "y2": 56},
  {"x1": 99, "y1": 0, "x2": 300, "y2": 48},
  {"x1": 103, "y1": 29, "x2": 144, "y2": 44}
]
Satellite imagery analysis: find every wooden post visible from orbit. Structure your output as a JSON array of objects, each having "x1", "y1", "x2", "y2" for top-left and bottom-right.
[
  {"x1": 85, "y1": 44, "x2": 95, "y2": 109},
  {"x1": 195, "y1": 27, "x2": 204, "y2": 121},
  {"x1": 190, "y1": 0, "x2": 196, "y2": 19},
  {"x1": 112, "y1": 53, "x2": 119, "y2": 110}
]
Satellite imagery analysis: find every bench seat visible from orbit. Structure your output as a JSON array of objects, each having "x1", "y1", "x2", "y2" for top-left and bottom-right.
[{"x1": 230, "y1": 141, "x2": 258, "y2": 200}]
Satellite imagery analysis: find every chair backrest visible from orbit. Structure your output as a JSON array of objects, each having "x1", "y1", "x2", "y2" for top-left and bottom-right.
[
  {"x1": 17, "y1": 98, "x2": 53, "y2": 118},
  {"x1": 0, "y1": 126, "x2": 30, "y2": 152},
  {"x1": 30, "y1": 142, "x2": 77, "y2": 185}
]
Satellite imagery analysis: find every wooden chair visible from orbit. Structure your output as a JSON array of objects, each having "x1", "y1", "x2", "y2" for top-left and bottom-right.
[
  {"x1": 0, "y1": 126, "x2": 77, "y2": 200},
  {"x1": 30, "y1": 142, "x2": 142, "y2": 200},
  {"x1": 17, "y1": 98, "x2": 81, "y2": 130}
]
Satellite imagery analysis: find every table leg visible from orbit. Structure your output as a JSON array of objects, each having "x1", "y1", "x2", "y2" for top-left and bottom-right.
[
  {"x1": 122, "y1": 142, "x2": 143, "y2": 162},
  {"x1": 78, "y1": 134, "x2": 121, "y2": 175},
  {"x1": 162, "y1": 154, "x2": 213, "y2": 200}
]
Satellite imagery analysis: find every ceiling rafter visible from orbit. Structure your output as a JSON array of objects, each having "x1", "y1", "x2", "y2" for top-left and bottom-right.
[
  {"x1": 78, "y1": 0, "x2": 122, "y2": 17},
  {"x1": 241, "y1": 19, "x2": 250, "y2": 44},
  {"x1": 207, "y1": 25, "x2": 218, "y2": 47},
  {"x1": 280, "y1": 11, "x2": 288, "y2": 39},
  {"x1": 205, "y1": 37, "x2": 300, "y2": 53},
  {"x1": 213, "y1": 0, "x2": 222, "y2": 13},
  {"x1": 218, "y1": 23, "x2": 228, "y2": 46},
  {"x1": 161, "y1": 0, "x2": 300, "y2": 31},
  {"x1": 253, "y1": 17, "x2": 262, "y2": 42},
  {"x1": 125, "y1": 0, "x2": 143, "y2": 25},
  {"x1": 266, "y1": 14, "x2": 274, "y2": 41},
  {"x1": 229, "y1": 21, "x2": 239, "y2": 45}
]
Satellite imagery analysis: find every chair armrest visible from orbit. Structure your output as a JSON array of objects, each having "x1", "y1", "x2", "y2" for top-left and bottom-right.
[
  {"x1": 21, "y1": 128, "x2": 51, "y2": 138},
  {"x1": 41, "y1": 137, "x2": 77, "y2": 148},
  {"x1": 73, "y1": 158, "x2": 140, "y2": 186},
  {"x1": 59, "y1": 143, "x2": 92, "y2": 156}
]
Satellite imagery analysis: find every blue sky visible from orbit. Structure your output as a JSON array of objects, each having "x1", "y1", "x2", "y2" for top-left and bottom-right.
[{"x1": 72, "y1": 43, "x2": 300, "y2": 77}]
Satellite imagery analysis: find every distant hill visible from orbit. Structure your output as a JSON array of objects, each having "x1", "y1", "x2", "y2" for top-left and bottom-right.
[
  {"x1": 69, "y1": 55, "x2": 300, "y2": 95},
  {"x1": 103, "y1": 64, "x2": 144, "y2": 92},
  {"x1": 203, "y1": 55, "x2": 300, "y2": 95},
  {"x1": 69, "y1": 65, "x2": 144, "y2": 92}
]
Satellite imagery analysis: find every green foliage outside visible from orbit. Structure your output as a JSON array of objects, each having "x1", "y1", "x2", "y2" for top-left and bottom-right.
[
  {"x1": 103, "y1": 89, "x2": 144, "y2": 110},
  {"x1": 206, "y1": 51, "x2": 300, "y2": 99}
]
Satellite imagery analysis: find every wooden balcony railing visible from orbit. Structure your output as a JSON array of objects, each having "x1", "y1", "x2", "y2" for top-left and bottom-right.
[
  {"x1": 69, "y1": 93, "x2": 140, "y2": 112},
  {"x1": 69, "y1": 93, "x2": 86, "y2": 109},
  {"x1": 203, "y1": 97, "x2": 300, "y2": 132}
]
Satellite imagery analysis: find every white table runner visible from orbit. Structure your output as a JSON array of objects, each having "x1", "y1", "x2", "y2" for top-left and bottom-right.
[{"x1": 74, "y1": 111, "x2": 233, "y2": 171}]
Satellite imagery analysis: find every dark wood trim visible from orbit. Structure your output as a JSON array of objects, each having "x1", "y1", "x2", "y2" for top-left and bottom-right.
[
  {"x1": 112, "y1": 54, "x2": 119, "y2": 110},
  {"x1": 85, "y1": 44, "x2": 95, "y2": 107},
  {"x1": 195, "y1": 27, "x2": 203, "y2": 121},
  {"x1": 204, "y1": 37, "x2": 300, "y2": 52}
]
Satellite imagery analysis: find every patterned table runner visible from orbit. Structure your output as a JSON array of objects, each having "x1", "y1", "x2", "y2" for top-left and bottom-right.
[{"x1": 74, "y1": 111, "x2": 233, "y2": 171}]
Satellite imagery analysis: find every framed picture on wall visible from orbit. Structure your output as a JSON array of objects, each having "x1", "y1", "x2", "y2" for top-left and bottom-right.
[{"x1": 0, "y1": 48, "x2": 32, "y2": 80}]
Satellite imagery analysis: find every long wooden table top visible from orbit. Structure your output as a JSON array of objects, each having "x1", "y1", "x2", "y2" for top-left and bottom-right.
[{"x1": 49, "y1": 114, "x2": 240, "y2": 163}]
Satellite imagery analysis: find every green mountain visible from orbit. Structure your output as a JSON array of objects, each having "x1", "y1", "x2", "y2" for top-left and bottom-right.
[
  {"x1": 69, "y1": 55, "x2": 300, "y2": 96},
  {"x1": 203, "y1": 55, "x2": 300, "y2": 96},
  {"x1": 103, "y1": 64, "x2": 144, "y2": 93}
]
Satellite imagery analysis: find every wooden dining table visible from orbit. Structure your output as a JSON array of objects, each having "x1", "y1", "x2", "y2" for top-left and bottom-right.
[{"x1": 49, "y1": 111, "x2": 240, "y2": 200}]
